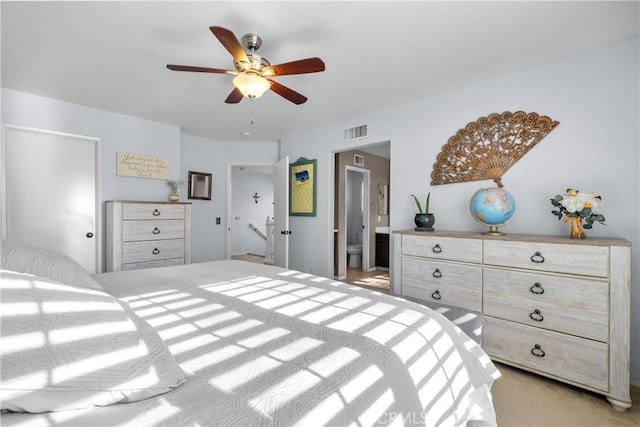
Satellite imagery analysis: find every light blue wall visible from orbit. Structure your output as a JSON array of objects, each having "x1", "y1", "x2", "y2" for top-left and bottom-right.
[
  {"x1": 280, "y1": 36, "x2": 640, "y2": 382},
  {"x1": 1, "y1": 89, "x2": 181, "y2": 203},
  {"x1": 1, "y1": 89, "x2": 279, "y2": 265},
  {"x1": 180, "y1": 133, "x2": 227, "y2": 262}
]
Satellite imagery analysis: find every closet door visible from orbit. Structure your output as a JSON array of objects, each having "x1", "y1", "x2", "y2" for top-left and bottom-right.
[{"x1": 3, "y1": 126, "x2": 99, "y2": 272}]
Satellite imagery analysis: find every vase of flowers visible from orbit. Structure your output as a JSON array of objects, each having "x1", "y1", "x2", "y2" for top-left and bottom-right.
[{"x1": 550, "y1": 188, "x2": 606, "y2": 239}]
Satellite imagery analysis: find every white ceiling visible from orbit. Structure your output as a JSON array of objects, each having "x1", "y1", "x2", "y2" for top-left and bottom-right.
[{"x1": 2, "y1": 1, "x2": 638, "y2": 143}]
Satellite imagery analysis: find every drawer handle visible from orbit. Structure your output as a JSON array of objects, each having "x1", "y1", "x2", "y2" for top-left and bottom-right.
[
  {"x1": 152, "y1": 248, "x2": 160, "y2": 255},
  {"x1": 530, "y1": 282, "x2": 545, "y2": 295},
  {"x1": 153, "y1": 209, "x2": 161, "y2": 216},
  {"x1": 431, "y1": 290, "x2": 442, "y2": 300},
  {"x1": 432, "y1": 244, "x2": 442, "y2": 254},
  {"x1": 531, "y1": 344, "x2": 546, "y2": 358},
  {"x1": 152, "y1": 227, "x2": 161, "y2": 235},
  {"x1": 530, "y1": 251, "x2": 545, "y2": 263},
  {"x1": 432, "y1": 268, "x2": 442, "y2": 278},
  {"x1": 529, "y1": 309, "x2": 544, "y2": 322}
]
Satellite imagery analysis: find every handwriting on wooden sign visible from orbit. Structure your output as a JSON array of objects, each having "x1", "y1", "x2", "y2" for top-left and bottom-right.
[{"x1": 116, "y1": 152, "x2": 170, "y2": 179}]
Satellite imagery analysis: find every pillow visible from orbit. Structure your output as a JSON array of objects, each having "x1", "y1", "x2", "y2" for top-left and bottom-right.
[
  {"x1": 0, "y1": 269, "x2": 185, "y2": 413},
  {"x1": 0, "y1": 241, "x2": 104, "y2": 290}
]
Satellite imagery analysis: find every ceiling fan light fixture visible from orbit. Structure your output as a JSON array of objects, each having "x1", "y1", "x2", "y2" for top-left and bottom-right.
[{"x1": 233, "y1": 73, "x2": 270, "y2": 99}]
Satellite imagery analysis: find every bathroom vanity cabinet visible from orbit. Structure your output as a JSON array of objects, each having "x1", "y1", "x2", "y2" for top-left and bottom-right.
[{"x1": 375, "y1": 232, "x2": 390, "y2": 268}]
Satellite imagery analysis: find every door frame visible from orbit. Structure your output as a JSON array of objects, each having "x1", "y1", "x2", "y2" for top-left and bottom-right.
[
  {"x1": 1, "y1": 124, "x2": 102, "y2": 272},
  {"x1": 331, "y1": 142, "x2": 391, "y2": 279},
  {"x1": 344, "y1": 165, "x2": 371, "y2": 272},
  {"x1": 225, "y1": 161, "x2": 275, "y2": 260}
]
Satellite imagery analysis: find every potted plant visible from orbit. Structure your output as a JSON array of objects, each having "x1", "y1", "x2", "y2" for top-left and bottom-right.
[
  {"x1": 411, "y1": 192, "x2": 435, "y2": 231},
  {"x1": 167, "y1": 180, "x2": 183, "y2": 202}
]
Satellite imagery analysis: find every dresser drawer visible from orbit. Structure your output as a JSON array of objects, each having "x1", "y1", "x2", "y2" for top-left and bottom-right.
[
  {"x1": 401, "y1": 257, "x2": 482, "y2": 311},
  {"x1": 483, "y1": 268, "x2": 609, "y2": 313},
  {"x1": 122, "y1": 239, "x2": 185, "y2": 263},
  {"x1": 483, "y1": 268, "x2": 608, "y2": 342},
  {"x1": 483, "y1": 240, "x2": 609, "y2": 277},
  {"x1": 483, "y1": 294, "x2": 608, "y2": 342},
  {"x1": 402, "y1": 279, "x2": 481, "y2": 312},
  {"x1": 402, "y1": 257, "x2": 482, "y2": 291},
  {"x1": 123, "y1": 203, "x2": 186, "y2": 220},
  {"x1": 122, "y1": 220, "x2": 185, "y2": 241},
  {"x1": 402, "y1": 234, "x2": 482, "y2": 263},
  {"x1": 484, "y1": 317, "x2": 608, "y2": 391},
  {"x1": 122, "y1": 258, "x2": 185, "y2": 271}
]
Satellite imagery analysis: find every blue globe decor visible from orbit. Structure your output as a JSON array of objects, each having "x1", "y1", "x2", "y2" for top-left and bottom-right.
[{"x1": 470, "y1": 187, "x2": 516, "y2": 235}]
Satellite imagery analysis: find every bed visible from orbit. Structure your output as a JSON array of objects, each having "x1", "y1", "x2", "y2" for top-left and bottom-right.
[{"x1": 1, "y1": 241, "x2": 500, "y2": 426}]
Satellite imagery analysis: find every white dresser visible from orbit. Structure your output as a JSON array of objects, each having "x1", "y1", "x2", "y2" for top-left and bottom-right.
[
  {"x1": 393, "y1": 230, "x2": 632, "y2": 411},
  {"x1": 106, "y1": 201, "x2": 192, "y2": 272}
]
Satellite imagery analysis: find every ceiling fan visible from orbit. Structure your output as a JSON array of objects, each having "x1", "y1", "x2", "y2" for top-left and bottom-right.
[{"x1": 167, "y1": 26, "x2": 325, "y2": 105}]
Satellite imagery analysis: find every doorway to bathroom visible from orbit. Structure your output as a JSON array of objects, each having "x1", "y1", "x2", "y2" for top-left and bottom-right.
[{"x1": 333, "y1": 143, "x2": 390, "y2": 292}]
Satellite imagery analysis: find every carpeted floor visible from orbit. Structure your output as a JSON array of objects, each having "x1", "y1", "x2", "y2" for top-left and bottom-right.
[{"x1": 492, "y1": 362, "x2": 640, "y2": 426}]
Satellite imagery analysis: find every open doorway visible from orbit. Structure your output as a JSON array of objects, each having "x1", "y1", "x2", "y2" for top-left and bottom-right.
[
  {"x1": 333, "y1": 142, "x2": 390, "y2": 292},
  {"x1": 227, "y1": 163, "x2": 274, "y2": 264}
]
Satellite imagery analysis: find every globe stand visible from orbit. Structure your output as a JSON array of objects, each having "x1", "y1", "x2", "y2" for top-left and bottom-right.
[{"x1": 483, "y1": 225, "x2": 505, "y2": 236}]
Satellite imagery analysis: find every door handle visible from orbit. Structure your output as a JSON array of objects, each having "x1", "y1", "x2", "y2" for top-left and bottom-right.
[{"x1": 86, "y1": 232, "x2": 94, "y2": 238}]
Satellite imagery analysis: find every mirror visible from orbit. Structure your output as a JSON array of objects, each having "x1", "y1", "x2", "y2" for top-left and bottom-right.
[{"x1": 188, "y1": 171, "x2": 212, "y2": 200}]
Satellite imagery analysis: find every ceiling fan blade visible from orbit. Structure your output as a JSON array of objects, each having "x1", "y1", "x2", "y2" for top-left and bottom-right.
[
  {"x1": 268, "y1": 80, "x2": 307, "y2": 105},
  {"x1": 209, "y1": 26, "x2": 249, "y2": 65},
  {"x1": 264, "y1": 57, "x2": 325, "y2": 76},
  {"x1": 224, "y1": 88, "x2": 244, "y2": 104},
  {"x1": 167, "y1": 64, "x2": 235, "y2": 74}
]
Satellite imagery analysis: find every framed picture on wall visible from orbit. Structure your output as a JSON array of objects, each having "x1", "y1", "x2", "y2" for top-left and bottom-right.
[
  {"x1": 289, "y1": 157, "x2": 317, "y2": 216},
  {"x1": 188, "y1": 171, "x2": 212, "y2": 200},
  {"x1": 377, "y1": 184, "x2": 388, "y2": 215}
]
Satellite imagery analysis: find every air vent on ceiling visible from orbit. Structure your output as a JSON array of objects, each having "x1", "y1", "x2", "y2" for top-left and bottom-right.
[{"x1": 343, "y1": 124, "x2": 368, "y2": 142}]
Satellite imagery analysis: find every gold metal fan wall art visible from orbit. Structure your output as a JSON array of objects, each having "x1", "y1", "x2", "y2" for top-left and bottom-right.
[{"x1": 431, "y1": 111, "x2": 559, "y2": 188}]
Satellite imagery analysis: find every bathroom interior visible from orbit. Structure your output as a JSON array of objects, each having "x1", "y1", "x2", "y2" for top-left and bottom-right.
[{"x1": 334, "y1": 145, "x2": 390, "y2": 291}]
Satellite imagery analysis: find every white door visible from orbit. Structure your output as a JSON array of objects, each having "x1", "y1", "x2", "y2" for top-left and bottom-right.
[
  {"x1": 273, "y1": 156, "x2": 289, "y2": 268},
  {"x1": 2, "y1": 126, "x2": 99, "y2": 272}
]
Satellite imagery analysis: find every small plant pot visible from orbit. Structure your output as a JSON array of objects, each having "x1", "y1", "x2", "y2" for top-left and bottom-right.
[
  {"x1": 168, "y1": 193, "x2": 180, "y2": 203},
  {"x1": 414, "y1": 213, "x2": 435, "y2": 231}
]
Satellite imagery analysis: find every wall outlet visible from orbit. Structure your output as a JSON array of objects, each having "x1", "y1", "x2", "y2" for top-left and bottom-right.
[
  {"x1": 216, "y1": 217, "x2": 221, "y2": 225},
  {"x1": 310, "y1": 267, "x2": 315, "y2": 274}
]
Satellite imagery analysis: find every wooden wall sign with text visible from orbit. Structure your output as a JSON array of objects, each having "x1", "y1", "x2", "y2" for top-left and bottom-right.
[{"x1": 116, "y1": 152, "x2": 170, "y2": 179}]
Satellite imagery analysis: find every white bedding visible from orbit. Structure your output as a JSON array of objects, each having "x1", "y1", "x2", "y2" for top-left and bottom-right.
[{"x1": 2, "y1": 260, "x2": 499, "y2": 426}]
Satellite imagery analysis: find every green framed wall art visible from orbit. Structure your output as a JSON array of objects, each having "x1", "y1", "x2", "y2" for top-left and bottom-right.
[{"x1": 289, "y1": 157, "x2": 317, "y2": 216}]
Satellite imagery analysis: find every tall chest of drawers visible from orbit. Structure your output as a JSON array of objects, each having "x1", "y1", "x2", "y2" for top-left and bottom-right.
[
  {"x1": 106, "y1": 201, "x2": 192, "y2": 272},
  {"x1": 393, "y1": 230, "x2": 631, "y2": 411}
]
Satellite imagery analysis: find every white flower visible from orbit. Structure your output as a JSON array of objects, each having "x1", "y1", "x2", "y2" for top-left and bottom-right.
[
  {"x1": 560, "y1": 196, "x2": 582, "y2": 213},
  {"x1": 589, "y1": 196, "x2": 603, "y2": 215},
  {"x1": 560, "y1": 191, "x2": 602, "y2": 214}
]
